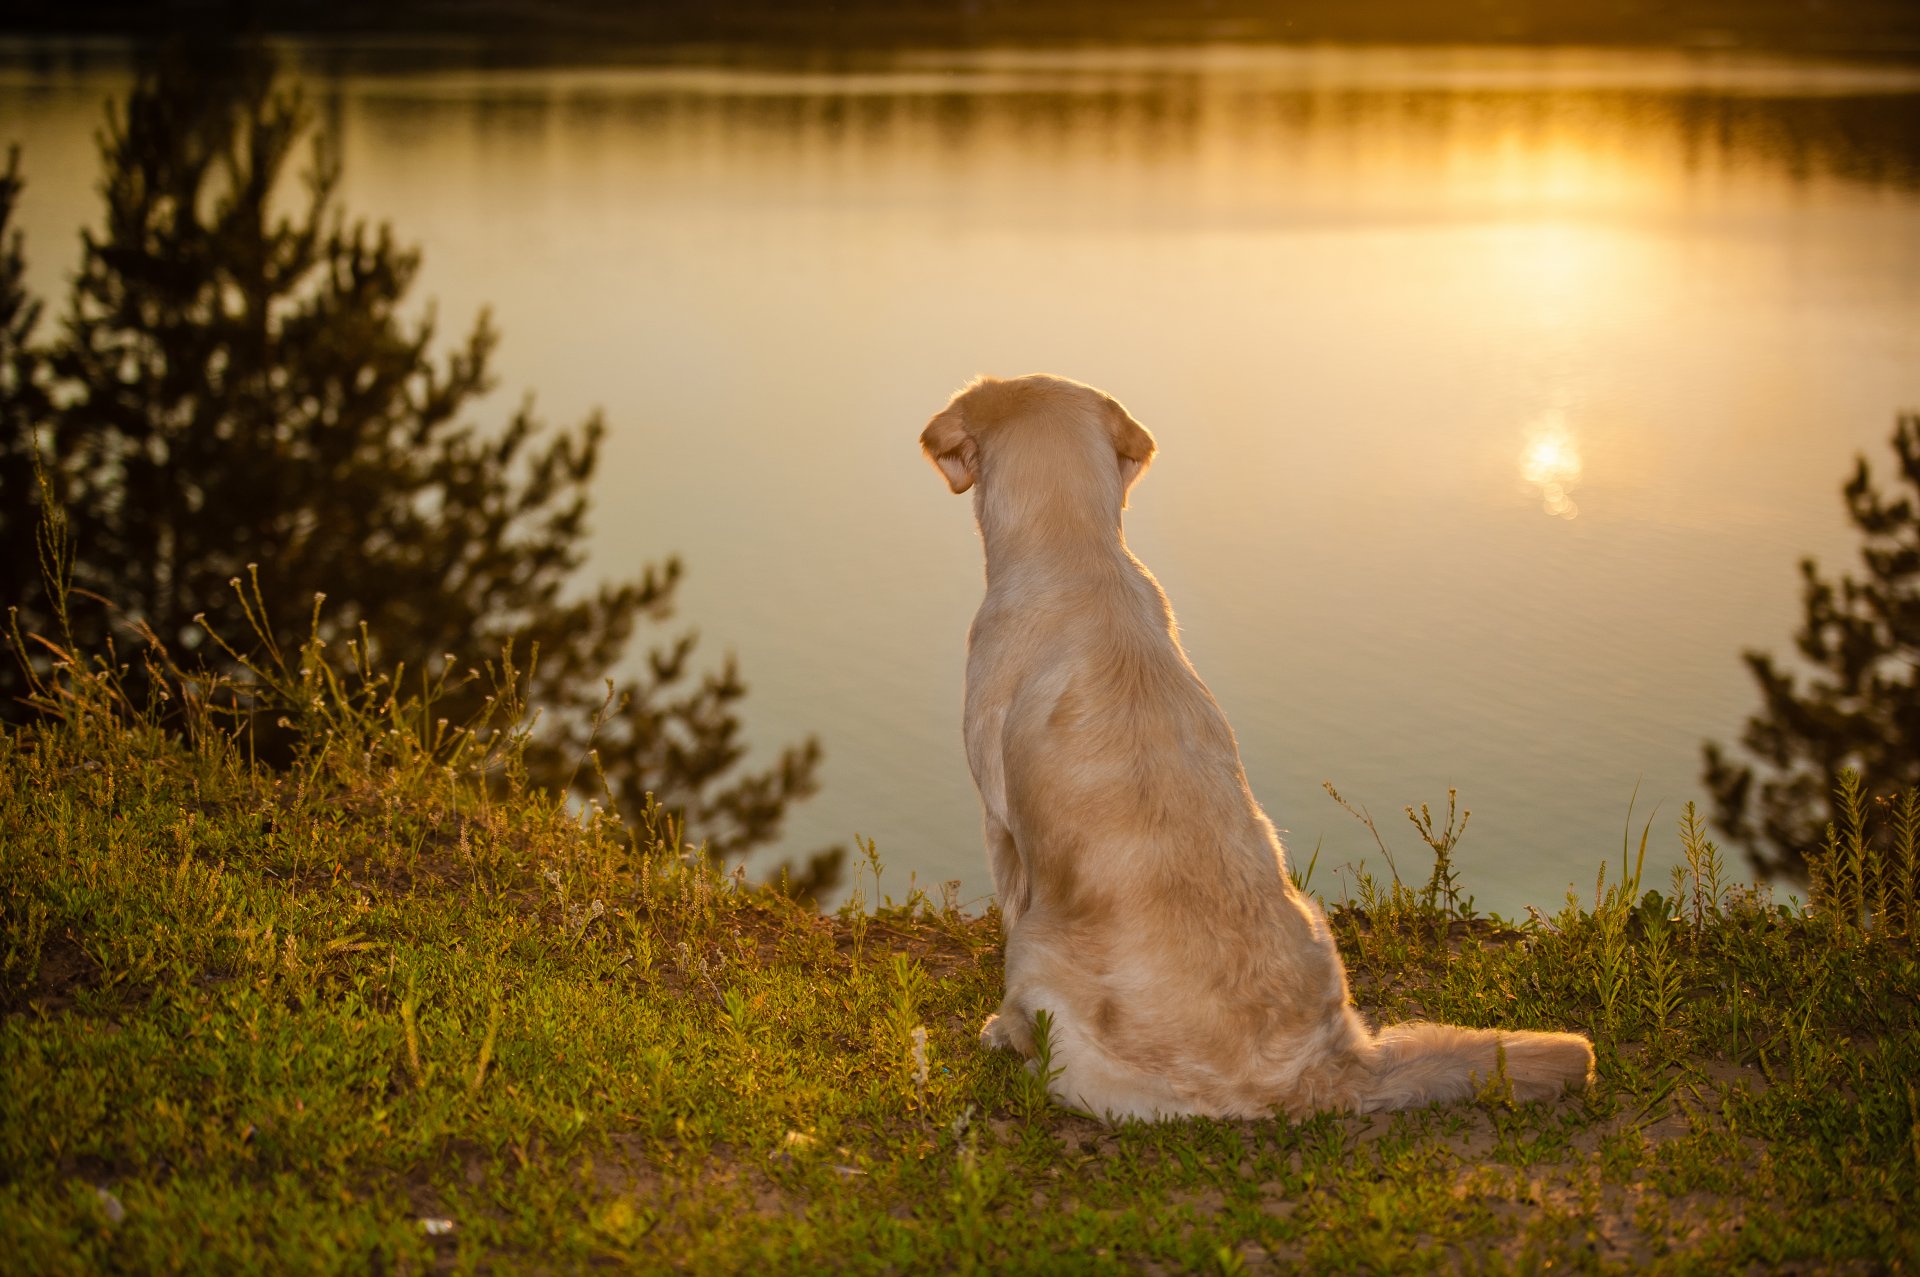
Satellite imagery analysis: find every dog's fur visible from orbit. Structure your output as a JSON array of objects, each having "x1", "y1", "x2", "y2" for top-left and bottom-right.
[{"x1": 921, "y1": 373, "x2": 1594, "y2": 1120}]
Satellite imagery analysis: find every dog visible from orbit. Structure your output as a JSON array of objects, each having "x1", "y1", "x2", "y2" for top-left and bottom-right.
[{"x1": 920, "y1": 373, "x2": 1594, "y2": 1120}]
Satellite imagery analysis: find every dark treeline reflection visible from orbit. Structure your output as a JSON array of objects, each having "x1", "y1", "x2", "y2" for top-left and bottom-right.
[
  {"x1": 319, "y1": 57, "x2": 1920, "y2": 202},
  {"x1": 11, "y1": 0, "x2": 1920, "y2": 58},
  {"x1": 13, "y1": 41, "x2": 1917, "y2": 196}
]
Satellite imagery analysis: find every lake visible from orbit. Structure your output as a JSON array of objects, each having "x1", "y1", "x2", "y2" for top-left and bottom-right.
[{"x1": 5, "y1": 40, "x2": 1919, "y2": 914}]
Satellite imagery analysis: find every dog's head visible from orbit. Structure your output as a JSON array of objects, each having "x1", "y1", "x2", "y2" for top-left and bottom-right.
[{"x1": 919, "y1": 374, "x2": 1156, "y2": 514}]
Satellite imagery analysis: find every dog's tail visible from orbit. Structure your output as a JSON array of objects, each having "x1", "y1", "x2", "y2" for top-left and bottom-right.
[{"x1": 1354, "y1": 1021, "x2": 1594, "y2": 1113}]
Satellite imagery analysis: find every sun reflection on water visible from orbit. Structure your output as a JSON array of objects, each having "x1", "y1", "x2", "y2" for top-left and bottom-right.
[{"x1": 1521, "y1": 416, "x2": 1583, "y2": 519}]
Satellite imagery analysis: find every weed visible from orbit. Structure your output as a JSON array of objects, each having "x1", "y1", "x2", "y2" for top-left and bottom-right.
[
  {"x1": 1639, "y1": 909, "x2": 1686, "y2": 1059},
  {"x1": 1406, "y1": 788, "x2": 1475, "y2": 920},
  {"x1": 1288, "y1": 836, "x2": 1322, "y2": 895},
  {"x1": 886, "y1": 953, "x2": 933, "y2": 1111},
  {"x1": 839, "y1": 833, "x2": 885, "y2": 953},
  {"x1": 1013, "y1": 1008, "x2": 1065, "y2": 1127},
  {"x1": 1675, "y1": 801, "x2": 1728, "y2": 932},
  {"x1": 1325, "y1": 782, "x2": 1478, "y2": 930}
]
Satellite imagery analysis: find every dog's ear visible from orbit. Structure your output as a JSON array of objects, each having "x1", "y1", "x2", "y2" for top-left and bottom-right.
[
  {"x1": 920, "y1": 407, "x2": 978, "y2": 495},
  {"x1": 1106, "y1": 398, "x2": 1156, "y2": 508}
]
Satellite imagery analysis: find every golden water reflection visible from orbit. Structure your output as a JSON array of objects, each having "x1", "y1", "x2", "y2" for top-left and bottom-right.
[{"x1": 1521, "y1": 416, "x2": 1584, "y2": 520}]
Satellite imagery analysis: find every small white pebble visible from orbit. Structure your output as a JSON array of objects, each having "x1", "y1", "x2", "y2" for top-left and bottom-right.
[{"x1": 95, "y1": 1187, "x2": 125, "y2": 1225}]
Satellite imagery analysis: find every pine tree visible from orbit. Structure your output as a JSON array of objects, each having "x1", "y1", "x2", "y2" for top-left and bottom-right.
[
  {"x1": 0, "y1": 43, "x2": 839, "y2": 894},
  {"x1": 1703, "y1": 414, "x2": 1920, "y2": 880},
  {"x1": 0, "y1": 147, "x2": 51, "y2": 633}
]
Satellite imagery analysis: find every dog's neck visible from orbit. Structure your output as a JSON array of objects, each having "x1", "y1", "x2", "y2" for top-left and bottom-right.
[{"x1": 974, "y1": 486, "x2": 1130, "y2": 588}]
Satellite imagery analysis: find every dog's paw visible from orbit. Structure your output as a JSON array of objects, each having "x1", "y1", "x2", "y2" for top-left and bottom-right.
[{"x1": 979, "y1": 1013, "x2": 1015, "y2": 1050}]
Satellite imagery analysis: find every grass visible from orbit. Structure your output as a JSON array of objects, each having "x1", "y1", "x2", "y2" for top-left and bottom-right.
[{"x1": 3, "y1": 609, "x2": 1919, "y2": 1273}]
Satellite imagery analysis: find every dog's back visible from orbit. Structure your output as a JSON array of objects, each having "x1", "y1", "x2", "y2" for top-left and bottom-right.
[{"x1": 922, "y1": 374, "x2": 1594, "y2": 1119}]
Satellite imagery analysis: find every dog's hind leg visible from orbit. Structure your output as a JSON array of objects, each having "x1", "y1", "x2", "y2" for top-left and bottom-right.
[
  {"x1": 978, "y1": 821, "x2": 1030, "y2": 1049},
  {"x1": 984, "y1": 817, "x2": 1029, "y2": 930},
  {"x1": 1033, "y1": 1001, "x2": 1192, "y2": 1121},
  {"x1": 981, "y1": 910, "x2": 1038, "y2": 1053}
]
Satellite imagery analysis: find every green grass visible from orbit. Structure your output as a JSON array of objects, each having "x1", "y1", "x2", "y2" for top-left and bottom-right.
[{"x1": 3, "y1": 635, "x2": 1919, "y2": 1273}]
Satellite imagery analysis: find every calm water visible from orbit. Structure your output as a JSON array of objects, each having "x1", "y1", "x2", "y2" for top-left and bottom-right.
[{"x1": 6, "y1": 42, "x2": 1920, "y2": 913}]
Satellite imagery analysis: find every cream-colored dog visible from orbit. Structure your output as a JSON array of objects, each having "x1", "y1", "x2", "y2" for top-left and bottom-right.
[{"x1": 921, "y1": 373, "x2": 1594, "y2": 1120}]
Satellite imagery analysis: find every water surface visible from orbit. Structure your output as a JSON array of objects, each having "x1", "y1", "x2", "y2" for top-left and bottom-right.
[{"x1": 6, "y1": 42, "x2": 1919, "y2": 911}]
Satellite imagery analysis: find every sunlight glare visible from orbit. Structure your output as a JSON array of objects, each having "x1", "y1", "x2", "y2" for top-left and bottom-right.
[{"x1": 1521, "y1": 416, "x2": 1583, "y2": 519}]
